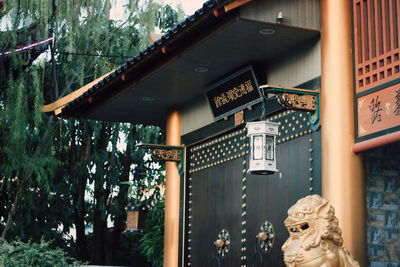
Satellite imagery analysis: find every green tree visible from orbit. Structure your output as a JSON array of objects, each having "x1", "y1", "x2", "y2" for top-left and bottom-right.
[
  {"x1": 0, "y1": 0, "x2": 184, "y2": 265},
  {"x1": 0, "y1": 239, "x2": 75, "y2": 267},
  {"x1": 138, "y1": 199, "x2": 165, "y2": 267}
]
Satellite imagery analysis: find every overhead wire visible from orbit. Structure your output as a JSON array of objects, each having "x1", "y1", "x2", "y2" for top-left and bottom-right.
[{"x1": 52, "y1": 50, "x2": 132, "y2": 59}]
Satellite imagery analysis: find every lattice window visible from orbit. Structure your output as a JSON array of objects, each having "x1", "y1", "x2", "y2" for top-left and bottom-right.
[{"x1": 354, "y1": 0, "x2": 400, "y2": 93}]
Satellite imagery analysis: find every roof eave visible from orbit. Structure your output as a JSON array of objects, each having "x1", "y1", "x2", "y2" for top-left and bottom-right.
[{"x1": 59, "y1": 1, "x2": 241, "y2": 120}]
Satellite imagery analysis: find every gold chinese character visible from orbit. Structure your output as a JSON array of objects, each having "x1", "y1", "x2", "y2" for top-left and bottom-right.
[
  {"x1": 214, "y1": 96, "x2": 222, "y2": 108},
  {"x1": 238, "y1": 83, "x2": 247, "y2": 96},
  {"x1": 233, "y1": 86, "x2": 243, "y2": 98},
  {"x1": 221, "y1": 93, "x2": 229, "y2": 105},
  {"x1": 214, "y1": 93, "x2": 229, "y2": 108},
  {"x1": 244, "y1": 80, "x2": 254, "y2": 93},
  {"x1": 226, "y1": 89, "x2": 236, "y2": 101}
]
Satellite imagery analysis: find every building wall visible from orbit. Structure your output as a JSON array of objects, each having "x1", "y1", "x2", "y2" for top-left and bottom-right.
[
  {"x1": 240, "y1": 0, "x2": 320, "y2": 31},
  {"x1": 180, "y1": 40, "x2": 321, "y2": 135},
  {"x1": 180, "y1": 96, "x2": 214, "y2": 136},
  {"x1": 267, "y1": 39, "x2": 321, "y2": 88},
  {"x1": 365, "y1": 143, "x2": 400, "y2": 266}
]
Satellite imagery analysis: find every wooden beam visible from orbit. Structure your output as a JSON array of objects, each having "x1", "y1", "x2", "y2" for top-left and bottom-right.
[
  {"x1": 41, "y1": 70, "x2": 115, "y2": 114},
  {"x1": 224, "y1": 0, "x2": 253, "y2": 12}
]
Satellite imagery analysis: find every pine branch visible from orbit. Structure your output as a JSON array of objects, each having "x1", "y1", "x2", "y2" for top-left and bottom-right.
[
  {"x1": 1, "y1": 117, "x2": 54, "y2": 239},
  {"x1": 93, "y1": 10, "x2": 136, "y2": 51},
  {"x1": 105, "y1": 131, "x2": 133, "y2": 264}
]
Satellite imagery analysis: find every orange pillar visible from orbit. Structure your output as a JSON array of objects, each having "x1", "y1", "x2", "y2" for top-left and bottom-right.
[
  {"x1": 320, "y1": 0, "x2": 367, "y2": 265},
  {"x1": 164, "y1": 110, "x2": 181, "y2": 267}
]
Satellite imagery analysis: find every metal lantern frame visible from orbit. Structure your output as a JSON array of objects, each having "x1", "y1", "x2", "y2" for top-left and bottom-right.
[
  {"x1": 246, "y1": 121, "x2": 280, "y2": 175},
  {"x1": 259, "y1": 84, "x2": 320, "y2": 130}
]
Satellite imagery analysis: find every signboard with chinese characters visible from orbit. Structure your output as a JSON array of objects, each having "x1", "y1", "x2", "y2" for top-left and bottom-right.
[
  {"x1": 356, "y1": 82, "x2": 400, "y2": 141},
  {"x1": 205, "y1": 66, "x2": 261, "y2": 121}
]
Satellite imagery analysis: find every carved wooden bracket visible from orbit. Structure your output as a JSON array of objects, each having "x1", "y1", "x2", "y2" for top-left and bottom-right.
[
  {"x1": 136, "y1": 143, "x2": 185, "y2": 174},
  {"x1": 152, "y1": 148, "x2": 181, "y2": 162},
  {"x1": 277, "y1": 93, "x2": 317, "y2": 111},
  {"x1": 259, "y1": 84, "x2": 320, "y2": 129}
]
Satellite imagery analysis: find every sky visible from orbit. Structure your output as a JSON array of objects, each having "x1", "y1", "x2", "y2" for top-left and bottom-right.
[
  {"x1": 110, "y1": 0, "x2": 204, "y2": 21},
  {"x1": 0, "y1": 1, "x2": 204, "y2": 31},
  {"x1": 165, "y1": 0, "x2": 204, "y2": 14}
]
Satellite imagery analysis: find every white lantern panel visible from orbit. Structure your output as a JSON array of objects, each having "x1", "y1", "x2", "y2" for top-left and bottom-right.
[
  {"x1": 246, "y1": 120, "x2": 280, "y2": 175},
  {"x1": 253, "y1": 135, "x2": 264, "y2": 160},
  {"x1": 265, "y1": 136, "x2": 274, "y2": 161}
]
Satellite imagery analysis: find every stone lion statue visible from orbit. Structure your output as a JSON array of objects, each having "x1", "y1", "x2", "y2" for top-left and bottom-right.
[{"x1": 282, "y1": 195, "x2": 360, "y2": 267}]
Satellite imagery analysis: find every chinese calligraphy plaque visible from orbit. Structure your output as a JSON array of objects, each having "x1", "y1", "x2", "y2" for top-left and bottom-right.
[
  {"x1": 205, "y1": 66, "x2": 261, "y2": 121},
  {"x1": 357, "y1": 83, "x2": 400, "y2": 138}
]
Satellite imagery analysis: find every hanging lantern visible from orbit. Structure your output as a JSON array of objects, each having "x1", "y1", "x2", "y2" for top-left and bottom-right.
[
  {"x1": 246, "y1": 121, "x2": 280, "y2": 175},
  {"x1": 126, "y1": 207, "x2": 147, "y2": 232}
]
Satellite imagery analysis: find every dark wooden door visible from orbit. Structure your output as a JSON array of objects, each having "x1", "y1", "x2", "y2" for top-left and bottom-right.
[
  {"x1": 246, "y1": 133, "x2": 320, "y2": 267},
  {"x1": 183, "y1": 110, "x2": 321, "y2": 267},
  {"x1": 189, "y1": 158, "x2": 243, "y2": 266}
]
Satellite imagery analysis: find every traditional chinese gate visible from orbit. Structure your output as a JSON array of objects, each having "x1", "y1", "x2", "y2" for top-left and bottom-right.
[{"x1": 182, "y1": 110, "x2": 321, "y2": 267}]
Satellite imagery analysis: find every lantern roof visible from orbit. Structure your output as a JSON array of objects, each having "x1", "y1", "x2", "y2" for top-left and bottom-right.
[{"x1": 42, "y1": 0, "x2": 319, "y2": 126}]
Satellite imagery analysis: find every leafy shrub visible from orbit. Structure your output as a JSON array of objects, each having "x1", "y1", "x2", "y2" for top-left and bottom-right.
[
  {"x1": 0, "y1": 238, "x2": 73, "y2": 267},
  {"x1": 138, "y1": 199, "x2": 164, "y2": 267},
  {"x1": 0, "y1": 239, "x2": 13, "y2": 267}
]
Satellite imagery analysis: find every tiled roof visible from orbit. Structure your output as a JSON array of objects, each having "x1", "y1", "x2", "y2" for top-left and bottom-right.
[{"x1": 62, "y1": 0, "x2": 221, "y2": 115}]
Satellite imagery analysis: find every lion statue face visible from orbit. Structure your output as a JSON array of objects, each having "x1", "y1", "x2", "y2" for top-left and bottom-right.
[
  {"x1": 284, "y1": 194, "x2": 343, "y2": 251},
  {"x1": 282, "y1": 195, "x2": 359, "y2": 267}
]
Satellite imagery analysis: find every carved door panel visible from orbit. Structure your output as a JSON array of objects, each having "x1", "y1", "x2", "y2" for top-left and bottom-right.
[{"x1": 183, "y1": 110, "x2": 321, "y2": 267}]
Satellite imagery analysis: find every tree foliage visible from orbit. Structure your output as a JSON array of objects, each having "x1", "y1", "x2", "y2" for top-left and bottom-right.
[
  {"x1": 138, "y1": 198, "x2": 165, "y2": 267},
  {"x1": 0, "y1": 0, "x2": 184, "y2": 265},
  {"x1": 0, "y1": 239, "x2": 76, "y2": 267}
]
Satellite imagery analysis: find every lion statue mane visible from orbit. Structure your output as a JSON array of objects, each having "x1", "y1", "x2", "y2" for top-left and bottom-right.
[{"x1": 281, "y1": 194, "x2": 360, "y2": 267}]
